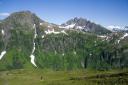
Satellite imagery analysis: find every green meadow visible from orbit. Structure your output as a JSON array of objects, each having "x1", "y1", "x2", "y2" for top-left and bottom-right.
[{"x1": 0, "y1": 69, "x2": 128, "y2": 85}]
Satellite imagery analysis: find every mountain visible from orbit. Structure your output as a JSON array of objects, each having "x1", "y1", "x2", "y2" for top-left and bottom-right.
[
  {"x1": 0, "y1": 11, "x2": 128, "y2": 71},
  {"x1": 0, "y1": 11, "x2": 44, "y2": 44},
  {"x1": 107, "y1": 25, "x2": 128, "y2": 32},
  {"x1": 59, "y1": 17, "x2": 111, "y2": 34}
]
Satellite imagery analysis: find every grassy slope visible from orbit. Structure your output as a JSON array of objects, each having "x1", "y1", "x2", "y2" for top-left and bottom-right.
[{"x1": 0, "y1": 69, "x2": 128, "y2": 85}]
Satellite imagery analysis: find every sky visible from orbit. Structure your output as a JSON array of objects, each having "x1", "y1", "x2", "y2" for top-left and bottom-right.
[{"x1": 0, "y1": 0, "x2": 128, "y2": 27}]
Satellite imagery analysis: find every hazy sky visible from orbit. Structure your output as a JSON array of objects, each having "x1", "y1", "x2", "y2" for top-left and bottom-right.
[{"x1": 0, "y1": 0, "x2": 128, "y2": 27}]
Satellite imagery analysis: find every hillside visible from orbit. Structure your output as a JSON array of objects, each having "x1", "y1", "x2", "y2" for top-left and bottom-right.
[{"x1": 0, "y1": 11, "x2": 128, "y2": 71}]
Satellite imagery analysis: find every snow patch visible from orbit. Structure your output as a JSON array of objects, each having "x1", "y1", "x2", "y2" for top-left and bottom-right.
[
  {"x1": 55, "y1": 50, "x2": 57, "y2": 55},
  {"x1": 59, "y1": 26, "x2": 65, "y2": 28},
  {"x1": 117, "y1": 40, "x2": 120, "y2": 44},
  {"x1": 61, "y1": 30, "x2": 68, "y2": 35},
  {"x1": 106, "y1": 37, "x2": 109, "y2": 40},
  {"x1": 81, "y1": 61, "x2": 84, "y2": 68},
  {"x1": 42, "y1": 35, "x2": 44, "y2": 39},
  {"x1": 98, "y1": 35, "x2": 106, "y2": 38},
  {"x1": 59, "y1": 24, "x2": 85, "y2": 30},
  {"x1": 48, "y1": 25, "x2": 51, "y2": 28},
  {"x1": 45, "y1": 29, "x2": 59, "y2": 34},
  {"x1": 120, "y1": 33, "x2": 128, "y2": 39},
  {"x1": 62, "y1": 53, "x2": 65, "y2": 56},
  {"x1": 30, "y1": 54, "x2": 37, "y2": 67},
  {"x1": 0, "y1": 51, "x2": 6, "y2": 60},
  {"x1": 94, "y1": 41, "x2": 97, "y2": 46},
  {"x1": 34, "y1": 29, "x2": 37, "y2": 39},
  {"x1": 76, "y1": 26, "x2": 84, "y2": 30},
  {"x1": 66, "y1": 24, "x2": 75, "y2": 28},
  {"x1": 32, "y1": 42, "x2": 36, "y2": 54},
  {"x1": 97, "y1": 35, "x2": 109, "y2": 41},
  {"x1": 45, "y1": 29, "x2": 68, "y2": 35},
  {"x1": 90, "y1": 53, "x2": 92, "y2": 56},
  {"x1": 59, "y1": 24, "x2": 75, "y2": 29},
  {"x1": 73, "y1": 51, "x2": 76, "y2": 55},
  {"x1": 30, "y1": 24, "x2": 37, "y2": 67},
  {"x1": 40, "y1": 23, "x2": 43, "y2": 25},
  {"x1": 33, "y1": 24, "x2": 36, "y2": 29},
  {"x1": 117, "y1": 33, "x2": 128, "y2": 43},
  {"x1": 1, "y1": 29, "x2": 5, "y2": 35}
]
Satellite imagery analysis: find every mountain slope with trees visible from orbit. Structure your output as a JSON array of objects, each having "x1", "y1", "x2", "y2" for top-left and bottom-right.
[{"x1": 0, "y1": 11, "x2": 128, "y2": 71}]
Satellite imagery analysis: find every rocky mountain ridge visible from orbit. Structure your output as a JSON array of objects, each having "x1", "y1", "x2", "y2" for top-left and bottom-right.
[{"x1": 59, "y1": 17, "x2": 111, "y2": 34}]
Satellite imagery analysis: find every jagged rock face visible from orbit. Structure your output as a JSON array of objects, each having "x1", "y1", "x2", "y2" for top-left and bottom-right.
[
  {"x1": 61, "y1": 17, "x2": 111, "y2": 34},
  {"x1": 62, "y1": 17, "x2": 88, "y2": 26}
]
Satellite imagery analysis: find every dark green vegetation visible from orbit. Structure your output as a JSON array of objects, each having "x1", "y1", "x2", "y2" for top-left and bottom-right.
[
  {"x1": 0, "y1": 11, "x2": 128, "y2": 71},
  {"x1": 1, "y1": 28, "x2": 128, "y2": 71},
  {"x1": 35, "y1": 31, "x2": 128, "y2": 70}
]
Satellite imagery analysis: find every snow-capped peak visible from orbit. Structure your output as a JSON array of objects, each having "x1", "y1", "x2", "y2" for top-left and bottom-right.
[
  {"x1": 107, "y1": 25, "x2": 121, "y2": 31},
  {"x1": 107, "y1": 25, "x2": 128, "y2": 32}
]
